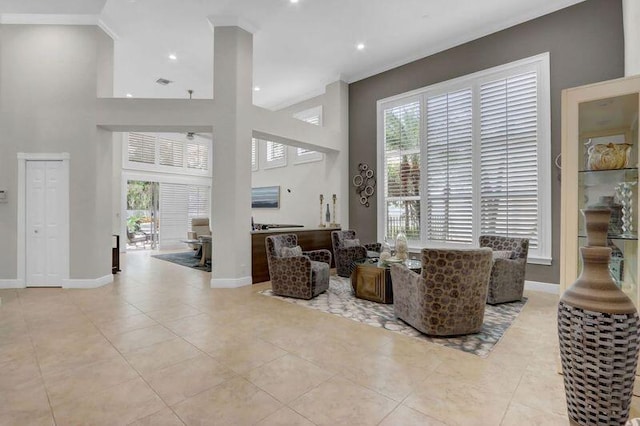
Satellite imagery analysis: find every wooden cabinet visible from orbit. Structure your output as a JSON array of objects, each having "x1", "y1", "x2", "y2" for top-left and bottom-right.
[{"x1": 560, "y1": 75, "x2": 640, "y2": 308}]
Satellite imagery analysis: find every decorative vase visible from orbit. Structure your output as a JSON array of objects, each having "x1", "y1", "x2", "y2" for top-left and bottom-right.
[
  {"x1": 558, "y1": 208, "x2": 640, "y2": 425},
  {"x1": 395, "y1": 232, "x2": 408, "y2": 261}
]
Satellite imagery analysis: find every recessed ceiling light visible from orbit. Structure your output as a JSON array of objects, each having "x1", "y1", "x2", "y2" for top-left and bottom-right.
[
  {"x1": 168, "y1": 54, "x2": 177, "y2": 61},
  {"x1": 254, "y1": 86, "x2": 261, "y2": 91},
  {"x1": 290, "y1": 0, "x2": 299, "y2": 3},
  {"x1": 356, "y1": 43, "x2": 365, "y2": 50},
  {"x1": 126, "y1": 93, "x2": 132, "y2": 98}
]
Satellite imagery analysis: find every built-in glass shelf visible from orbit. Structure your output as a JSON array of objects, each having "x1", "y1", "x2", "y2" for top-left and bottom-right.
[
  {"x1": 578, "y1": 234, "x2": 638, "y2": 241},
  {"x1": 578, "y1": 167, "x2": 638, "y2": 175}
]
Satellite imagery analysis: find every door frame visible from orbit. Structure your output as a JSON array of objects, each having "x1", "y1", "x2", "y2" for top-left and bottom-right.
[{"x1": 17, "y1": 153, "x2": 70, "y2": 287}]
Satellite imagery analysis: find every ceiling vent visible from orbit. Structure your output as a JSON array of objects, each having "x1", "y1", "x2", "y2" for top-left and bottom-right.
[{"x1": 156, "y1": 78, "x2": 172, "y2": 85}]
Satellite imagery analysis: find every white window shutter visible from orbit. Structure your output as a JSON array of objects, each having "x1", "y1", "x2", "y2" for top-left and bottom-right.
[
  {"x1": 128, "y1": 133, "x2": 156, "y2": 164},
  {"x1": 425, "y1": 89, "x2": 474, "y2": 243},
  {"x1": 187, "y1": 185, "x2": 210, "y2": 231},
  {"x1": 159, "y1": 183, "x2": 189, "y2": 249},
  {"x1": 480, "y1": 71, "x2": 539, "y2": 249},
  {"x1": 158, "y1": 138, "x2": 184, "y2": 168},
  {"x1": 383, "y1": 101, "x2": 421, "y2": 241},
  {"x1": 187, "y1": 143, "x2": 208, "y2": 171},
  {"x1": 251, "y1": 139, "x2": 258, "y2": 171}
]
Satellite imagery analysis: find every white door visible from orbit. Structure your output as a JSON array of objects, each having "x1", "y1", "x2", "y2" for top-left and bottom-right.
[{"x1": 26, "y1": 161, "x2": 67, "y2": 287}]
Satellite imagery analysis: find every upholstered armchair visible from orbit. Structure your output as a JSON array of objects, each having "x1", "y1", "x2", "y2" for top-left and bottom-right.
[
  {"x1": 266, "y1": 234, "x2": 332, "y2": 300},
  {"x1": 390, "y1": 248, "x2": 493, "y2": 336},
  {"x1": 331, "y1": 230, "x2": 382, "y2": 277},
  {"x1": 479, "y1": 235, "x2": 529, "y2": 304}
]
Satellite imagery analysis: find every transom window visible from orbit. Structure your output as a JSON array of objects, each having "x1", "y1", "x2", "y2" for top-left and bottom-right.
[{"x1": 377, "y1": 53, "x2": 551, "y2": 264}]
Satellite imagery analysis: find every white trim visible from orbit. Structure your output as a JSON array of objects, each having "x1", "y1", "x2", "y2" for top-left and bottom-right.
[
  {"x1": 0, "y1": 14, "x2": 99, "y2": 25},
  {"x1": 210, "y1": 276, "x2": 253, "y2": 288},
  {"x1": 17, "y1": 153, "x2": 70, "y2": 288},
  {"x1": 207, "y1": 15, "x2": 258, "y2": 34},
  {"x1": 527, "y1": 256, "x2": 553, "y2": 266},
  {"x1": 17, "y1": 152, "x2": 70, "y2": 160},
  {"x1": 524, "y1": 280, "x2": 559, "y2": 294},
  {"x1": 0, "y1": 280, "x2": 25, "y2": 289},
  {"x1": 62, "y1": 274, "x2": 113, "y2": 289},
  {"x1": 97, "y1": 19, "x2": 119, "y2": 41}
]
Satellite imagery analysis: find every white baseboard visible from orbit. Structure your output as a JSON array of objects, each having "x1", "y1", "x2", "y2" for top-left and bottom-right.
[
  {"x1": 62, "y1": 274, "x2": 113, "y2": 289},
  {"x1": 0, "y1": 279, "x2": 25, "y2": 289},
  {"x1": 210, "y1": 276, "x2": 252, "y2": 289},
  {"x1": 525, "y1": 280, "x2": 559, "y2": 294}
]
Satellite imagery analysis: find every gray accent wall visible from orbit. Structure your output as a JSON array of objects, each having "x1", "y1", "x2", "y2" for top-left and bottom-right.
[
  {"x1": 348, "y1": 0, "x2": 624, "y2": 284},
  {"x1": 0, "y1": 25, "x2": 114, "y2": 281}
]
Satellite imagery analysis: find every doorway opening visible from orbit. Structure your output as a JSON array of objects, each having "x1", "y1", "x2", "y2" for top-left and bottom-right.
[{"x1": 126, "y1": 180, "x2": 159, "y2": 250}]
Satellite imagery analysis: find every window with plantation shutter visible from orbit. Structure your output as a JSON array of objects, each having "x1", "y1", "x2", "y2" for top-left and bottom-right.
[
  {"x1": 293, "y1": 106, "x2": 324, "y2": 163},
  {"x1": 187, "y1": 143, "x2": 208, "y2": 171},
  {"x1": 425, "y1": 89, "x2": 474, "y2": 243},
  {"x1": 263, "y1": 139, "x2": 286, "y2": 169},
  {"x1": 187, "y1": 185, "x2": 210, "y2": 230},
  {"x1": 377, "y1": 53, "x2": 551, "y2": 264},
  {"x1": 125, "y1": 133, "x2": 211, "y2": 176},
  {"x1": 251, "y1": 139, "x2": 258, "y2": 171},
  {"x1": 382, "y1": 100, "x2": 421, "y2": 241},
  {"x1": 158, "y1": 138, "x2": 184, "y2": 168},
  {"x1": 480, "y1": 71, "x2": 539, "y2": 249},
  {"x1": 128, "y1": 133, "x2": 156, "y2": 164}
]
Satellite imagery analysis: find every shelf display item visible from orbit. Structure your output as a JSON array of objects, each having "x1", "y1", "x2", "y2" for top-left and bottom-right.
[{"x1": 616, "y1": 181, "x2": 638, "y2": 237}]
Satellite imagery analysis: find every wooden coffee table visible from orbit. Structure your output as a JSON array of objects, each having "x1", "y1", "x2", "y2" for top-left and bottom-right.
[{"x1": 350, "y1": 258, "x2": 422, "y2": 304}]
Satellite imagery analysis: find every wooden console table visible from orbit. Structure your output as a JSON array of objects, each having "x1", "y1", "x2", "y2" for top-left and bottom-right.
[{"x1": 251, "y1": 227, "x2": 339, "y2": 284}]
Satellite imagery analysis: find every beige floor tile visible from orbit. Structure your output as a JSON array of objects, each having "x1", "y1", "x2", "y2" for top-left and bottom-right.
[
  {"x1": 108, "y1": 324, "x2": 177, "y2": 353},
  {"x1": 246, "y1": 353, "x2": 333, "y2": 403},
  {"x1": 210, "y1": 338, "x2": 287, "y2": 374},
  {"x1": 43, "y1": 356, "x2": 139, "y2": 408},
  {"x1": 0, "y1": 355, "x2": 43, "y2": 392},
  {"x1": 500, "y1": 402, "x2": 569, "y2": 425},
  {"x1": 52, "y1": 377, "x2": 165, "y2": 426},
  {"x1": 289, "y1": 376, "x2": 398, "y2": 426},
  {"x1": 256, "y1": 407, "x2": 315, "y2": 426},
  {"x1": 510, "y1": 369, "x2": 567, "y2": 416},
  {"x1": 0, "y1": 379, "x2": 53, "y2": 426},
  {"x1": 145, "y1": 354, "x2": 236, "y2": 406},
  {"x1": 146, "y1": 304, "x2": 202, "y2": 324},
  {"x1": 163, "y1": 313, "x2": 216, "y2": 336},
  {"x1": 379, "y1": 405, "x2": 447, "y2": 426},
  {"x1": 35, "y1": 334, "x2": 122, "y2": 377},
  {"x1": 173, "y1": 376, "x2": 282, "y2": 425},
  {"x1": 404, "y1": 375, "x2": 512, "y2": 425},
  {"x1": 95, "y1": 312, "x2": 158, "y2": 339},
  {"x1": 129, "y1": 407, "x2": 185, "y2": 426},
  {"x1": 123, "y1": 337, "x2": 202, "y2": 375},
  {"x1": 0, "y1": 336, "x2": 35, "y2": 365}
]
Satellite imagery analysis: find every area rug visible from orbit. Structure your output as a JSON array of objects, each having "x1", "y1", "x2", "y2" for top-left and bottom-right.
[
  {"x1": 260, "y1": 276, "x2": 527, "y2": 357},
  {"x1": 152, "y1": 251, "x2": 211, "y2": 272}
]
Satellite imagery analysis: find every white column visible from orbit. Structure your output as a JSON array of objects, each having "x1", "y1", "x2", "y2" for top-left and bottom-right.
[
  {"x1": 210, "y1": 24, "x2": 254, "y2": 288},
  {"x1": 624, "y1": 0, "x2": 640, "y2": 76}
]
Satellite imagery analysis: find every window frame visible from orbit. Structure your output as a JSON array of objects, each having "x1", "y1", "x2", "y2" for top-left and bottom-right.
[
  {"x1": 123, "y1": 132, "x2": 212, "y2": 178},
  {"x1": 376, "y1": 53, "x2": 551, "y2": 265},
  {"x1": 259, "y1": 138, "x2": 287, "y2": 170},
  {"x1": 292, "y1": 106, "x2": 324, "y2": 164}
]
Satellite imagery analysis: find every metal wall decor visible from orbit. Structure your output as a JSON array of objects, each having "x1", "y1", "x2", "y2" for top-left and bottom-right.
[{"x1": 353, "y1": 163, "x2": 376, "y2": 207}]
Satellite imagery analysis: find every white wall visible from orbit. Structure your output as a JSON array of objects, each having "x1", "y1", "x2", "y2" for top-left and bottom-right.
[
  {"x1": 251, "y1": 81, "x2": 349, "y2": 229},
  {"x1": 624, "y1": 0, "x2": 640, "y2": 76},
  {"x1": 0, "y1": 24, "x2": 114, "y2": 282},
  {"x1": 251, "y1": 149, "x2": 343, "y2": 227}
]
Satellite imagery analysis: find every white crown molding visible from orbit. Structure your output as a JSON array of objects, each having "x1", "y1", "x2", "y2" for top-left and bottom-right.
[
  {"x1": 98, "y1": 18, "x2": 119, "y2": 41},
  {"x1": 207, "y1": 15, "x2": 258, "y2": 34},
  {"x1": 0, "y1": 14, "x2": 99, "y2": 25},
  {"x1": 17, "y1": 152, "x2": 70, "y2": 160},
  {"x1": 211, "y1": 276, "x2": 252, "y2": 289},
  {"x1": 62, "y1": 274, "x2": 113, "y2": 289}
]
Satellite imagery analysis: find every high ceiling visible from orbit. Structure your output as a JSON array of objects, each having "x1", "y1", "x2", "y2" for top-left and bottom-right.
[{"x1": 1, "y1": 0, "x2": 586, "y2": 109}]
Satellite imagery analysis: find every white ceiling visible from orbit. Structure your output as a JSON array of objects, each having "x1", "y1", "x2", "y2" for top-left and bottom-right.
[{"x1": 2, "y1": 0, "x2": 586, "y2": 109}]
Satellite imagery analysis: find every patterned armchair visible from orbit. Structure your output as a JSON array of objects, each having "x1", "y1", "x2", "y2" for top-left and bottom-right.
[
  {"x1": 479, "y1": 235, "x2": 529, "y2": 304},
  {"x1": 390, "y1": 248, "x2": 493, "y2": 336},
  {"x1": 331, "y1": 230, "x2": 382, "y2": 278},
  {"x1": 265, "y1": 234, "x2": 332, "y2": 300}
]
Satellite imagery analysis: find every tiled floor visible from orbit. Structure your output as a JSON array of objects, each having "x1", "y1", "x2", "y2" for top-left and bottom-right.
[{"x1": 0, "y1": 251, "x2": 638, "y2": 425}]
